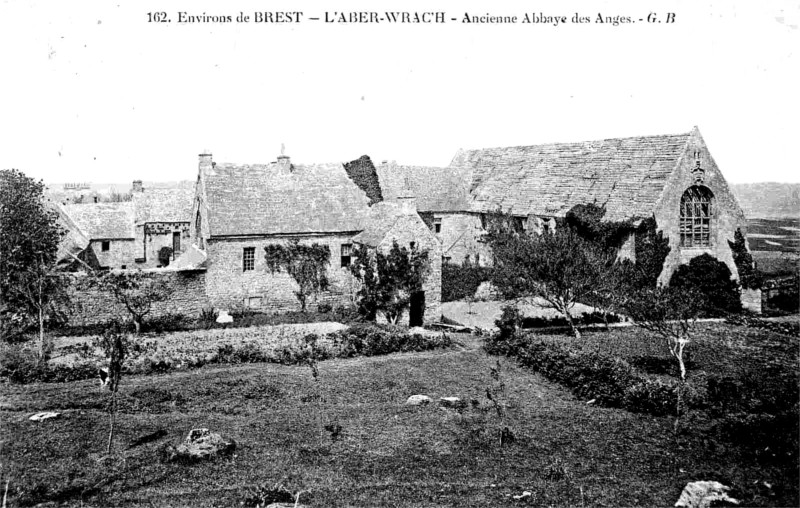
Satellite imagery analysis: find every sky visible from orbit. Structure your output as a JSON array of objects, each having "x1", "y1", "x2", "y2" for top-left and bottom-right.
[{"x1": 0, "y1": 0, "x2": 798, "y2": 185}]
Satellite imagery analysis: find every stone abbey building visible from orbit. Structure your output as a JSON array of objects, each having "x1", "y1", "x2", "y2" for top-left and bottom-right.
[{"x1": 60, "y1": 126, "x2": 758, "y2": 323}]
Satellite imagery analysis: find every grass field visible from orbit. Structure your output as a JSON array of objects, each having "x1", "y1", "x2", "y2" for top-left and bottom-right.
[
  {"x1": 747, "y1": 218, "x2": 800, "y2": 253},
  {"x1": 1, "y1": 327, "x2": 798, "y2": 507}
]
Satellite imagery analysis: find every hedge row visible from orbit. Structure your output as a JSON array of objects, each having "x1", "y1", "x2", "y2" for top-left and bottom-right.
[
  {"x1": 0, "y1": 324, "x2": 454, "y2": 384},
  {"x1": 485, "y1": 334, "x2": 691, "y2": 415},
  {"x1": 725, "y1": 314, "x2": 800, "y2": 338}
]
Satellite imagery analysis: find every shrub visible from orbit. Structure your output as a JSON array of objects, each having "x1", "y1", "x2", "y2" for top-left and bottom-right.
[
  {"x1": 215, "y1": 343, "x2": 270, "y2": 364},
  {"x1": 442, "y1": 262, "x2": 492, "y2": 302},
  {"x1": 495, "y1": 305, "x2": 523, "y2": 342},
  {"x1": 199, "y1": 307, "x2": 219, "y2": 329},
  {"x1": 317, "y1": 302, "x2": 332, "y2": 314},
  {"x1": 486, "y1": 335, "x2": 681, "y2": 415},
  {"x1": 0, "y1": 345, "x2": 44, "y2": 383},
  {"x1": 144, "y1": 313, "x2": 188, "y2": 333},
  {"x1": 330, "y1": 323, "x2": 453, "y2": 358},
  {"x1": 669, "y1": 253, "x2": 742, "y2": 316}
]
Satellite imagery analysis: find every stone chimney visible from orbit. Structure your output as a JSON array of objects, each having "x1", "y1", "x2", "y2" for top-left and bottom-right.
[
  {"x1": 199, "y1": 151, "x2": 214, "y2": 175},
  {"x1": 397, "y1": 170, "x2": 417, "y2": 215},
  {"x1": 276, "y1": 155, "x2": 291, "y2": 172},
  {"x1": 132, "y1": 180, "x2": 144, "y2": 193}
]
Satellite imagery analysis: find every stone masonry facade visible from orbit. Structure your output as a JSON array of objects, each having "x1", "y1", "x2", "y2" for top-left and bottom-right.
[
  {"x1": 65, "y1": 270, "x2": 210, "y2": 327},
  {"x1": 372, "y1": 210, "x2": 442, "y2": 324},
  {"x1": 204, "y1": 234, "x2": 361, "y2": 314},
  {"x1": 652, "y1": 132, "x2": 748, "y2": 287}
]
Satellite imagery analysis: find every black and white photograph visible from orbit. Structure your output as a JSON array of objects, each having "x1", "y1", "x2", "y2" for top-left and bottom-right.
[{"x1": 1, "y1": 1, "x2": 798, "y2": 506}]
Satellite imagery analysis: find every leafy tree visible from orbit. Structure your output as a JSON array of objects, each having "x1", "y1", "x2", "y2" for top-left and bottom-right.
[
  {"x1": 483, "y1": 211, "x2": 610, "y2": 338},
  {"x1": 96, "y1": 270, "x2": 170, "y2": 334},
  {"x1": 728, "y1": 228, "x2": 763, "y2": 290},
  {"x1": 0, "y1": 169, "x2": 66, "y2": 350},
  {"x1": 264, "y1": 240, "x2": 331, "y2": 312},
  {"x1": 349, "y1": 241, "x2": 430, "y2": 324},
  {"x1": 669, "y1": 253, "x2": 742, "y2": 316}
]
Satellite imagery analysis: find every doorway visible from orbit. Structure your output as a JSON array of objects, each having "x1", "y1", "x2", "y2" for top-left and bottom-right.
[{"x1": 409, "y1": 291, "x2": 425, "y2": 327}]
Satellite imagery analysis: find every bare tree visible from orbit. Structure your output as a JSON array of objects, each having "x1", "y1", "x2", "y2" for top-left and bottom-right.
[
  {"x1": 97, "y1": 270, "x2": 169, "y2": 334},
  {"x1": 98, "y1": 325, "x2": 126, "y2": 454},
  {"x1": 619, "y1": 285, "x2": 705, "y2": 430}
]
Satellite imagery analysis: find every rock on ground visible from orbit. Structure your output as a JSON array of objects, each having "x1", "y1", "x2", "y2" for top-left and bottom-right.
[
  {"x1": 406, "y1": 395, "x2": 432, "y2": 406},
  {"x1": 29, "y1": 411, "x2": 60, "y2": 422},
  {"x1": 163, "y1": 428, "x2": 236, "y2": 463},
  {"x1": 674, "y1": 481, "x2": 739, "y2": 508},
  {"x1": 439, "y1": 397, "x2": 466, "y2": 409}
]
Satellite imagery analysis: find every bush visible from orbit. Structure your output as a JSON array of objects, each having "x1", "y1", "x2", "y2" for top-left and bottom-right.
[
  {"x1": 0, "y1": 344, "x2": 100, "y2": 383},
  {"x1": 144, "y1": 313, "x2": 188, "y2": 333},
  {"x1": 329, "y1": 323, "x2": 454, "y2": 358},
  {"x1": 317, "y1": 302, "x2": 333, "y2": 314},
  {"x1": 442, "y1": 262, "x2": 492, "y2": 302},
  {"x1": 486, "y1": 335, "x2": 681, "y2": 415},
  {"x1": 0, "y1": 345, "x2": 44, "y2": 383},
  {"x1": 669, "y1": 253, "x2": 742, "y2": 316},
  {"x1": 495, "y1": 305, "x2": 523, "y2": 342}
]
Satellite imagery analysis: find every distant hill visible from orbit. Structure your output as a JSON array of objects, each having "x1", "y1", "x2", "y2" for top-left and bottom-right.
[{"x1": 730, "y1": 183, "x2": 800, "y2": 219}]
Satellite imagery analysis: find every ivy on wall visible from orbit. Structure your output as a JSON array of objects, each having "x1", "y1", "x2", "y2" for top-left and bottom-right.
[
  {"x1": 263, "y1": 240, "x2": 331, "y2": 312},
  {"x1": 727, "y1": 228, "x2": 763, "y2": 290},
  {"x1": 564, "y1": 203, "x2": 636, "y2": 251}
]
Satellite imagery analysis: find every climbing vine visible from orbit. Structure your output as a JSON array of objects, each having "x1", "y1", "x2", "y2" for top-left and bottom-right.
[{"x1": 264, "y1": 240, "x2": 331, "y2": 312}]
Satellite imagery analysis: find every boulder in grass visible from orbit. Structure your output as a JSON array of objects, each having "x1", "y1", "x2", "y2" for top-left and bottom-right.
[
  {"x1": 439, "y1": 397, "x2": 466, "y2": 409},
  {"x1": 29, "y1": 411, "x2": 60, "y2": 422},
  {"x1": 164, "y1": 428, "x2": 236, "y2": 463},
  {"x1": 674, "y1": 481, "x2": 739, "y2": 508},
  {"x1": 406, "y1": 395, "x2": 432, "y2": 406}
]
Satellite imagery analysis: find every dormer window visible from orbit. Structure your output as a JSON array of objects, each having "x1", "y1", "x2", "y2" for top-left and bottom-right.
[{"x1": 433, "y1": 218, "x2": 442, "y2": 234}]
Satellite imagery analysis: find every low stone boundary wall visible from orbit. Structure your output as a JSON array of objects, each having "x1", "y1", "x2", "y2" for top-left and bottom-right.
[{"x1": 65, "y1": 270, "x2": 209, "y2": 327}]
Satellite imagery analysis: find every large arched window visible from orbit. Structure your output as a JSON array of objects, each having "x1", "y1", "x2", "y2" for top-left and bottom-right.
[{"x1": 679, "y1": 186, "x2": 714, "y2": 247}]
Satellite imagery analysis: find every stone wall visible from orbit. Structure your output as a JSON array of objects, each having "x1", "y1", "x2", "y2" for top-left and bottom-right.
[
  {"x1": 143, "y1": 222, "x2": 191, "y2": 268},
  {"x1": 204, "y1": 234, "x2": 360, "y2": 313},
  {"x1": 434, "y1": 212, "x2": 492, "y2": 266},
  {"x1": 375, "y1": 212, "x2": 443, "y2": 324},
  {"x1": 90, "y1": 239, "x2": 136, "y2": 270},
  {"x1": 65, "y1": 270, "x2": 210, "y2": 327},
  {"x1": 653, "y1": 131, "x2": 749, "y2": 289},
  {"x1": 741, "y1": 288, "x2": 762, "y2": 314}
]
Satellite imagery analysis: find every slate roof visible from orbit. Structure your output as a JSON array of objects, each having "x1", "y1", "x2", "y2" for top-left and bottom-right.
[
  {"x1": 352, "y1": 202, "x2": 405, "y2": 247},
  {"x1": 62, "y1": 202, "x2": 136, "y2": 240},
  {"x1": 167, "y1": 244, "x2": 208, "y2": 271},
  {"x1": 204, "y1": 161, "x2": 373, "y2": 237},
  {"x1": 133, "y1": 188, "x2": 194, "y2": 223},
  {"x1": 52, "y1": 202, "x2": 90, "y2": 263},
  {"x1": 376, "y1": 163, "x2": 473, "y2": 212},
  {"x1": 450, "y1": 131, "x2": 694, "y2": 221}
]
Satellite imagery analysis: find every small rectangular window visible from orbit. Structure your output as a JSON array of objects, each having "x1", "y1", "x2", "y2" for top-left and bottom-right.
[
  {"x1": 434, "y1": 218, "x2": 442, "y2": 234},
  {"x1": 243, "y1": 247, "x2": 255, "y2": 271},
  {"x1": 341, "y1": 243, "x2": 352, "y2": 268},
  {"x1": 172, "y1": 232, "x2": 181, "y2": 256},
  {"x1": 247, "y1": 296, "x2": 262, "y2": 308},
  {"x1": 101, "y1": 241, "x2": 110, "y2": 252}
]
